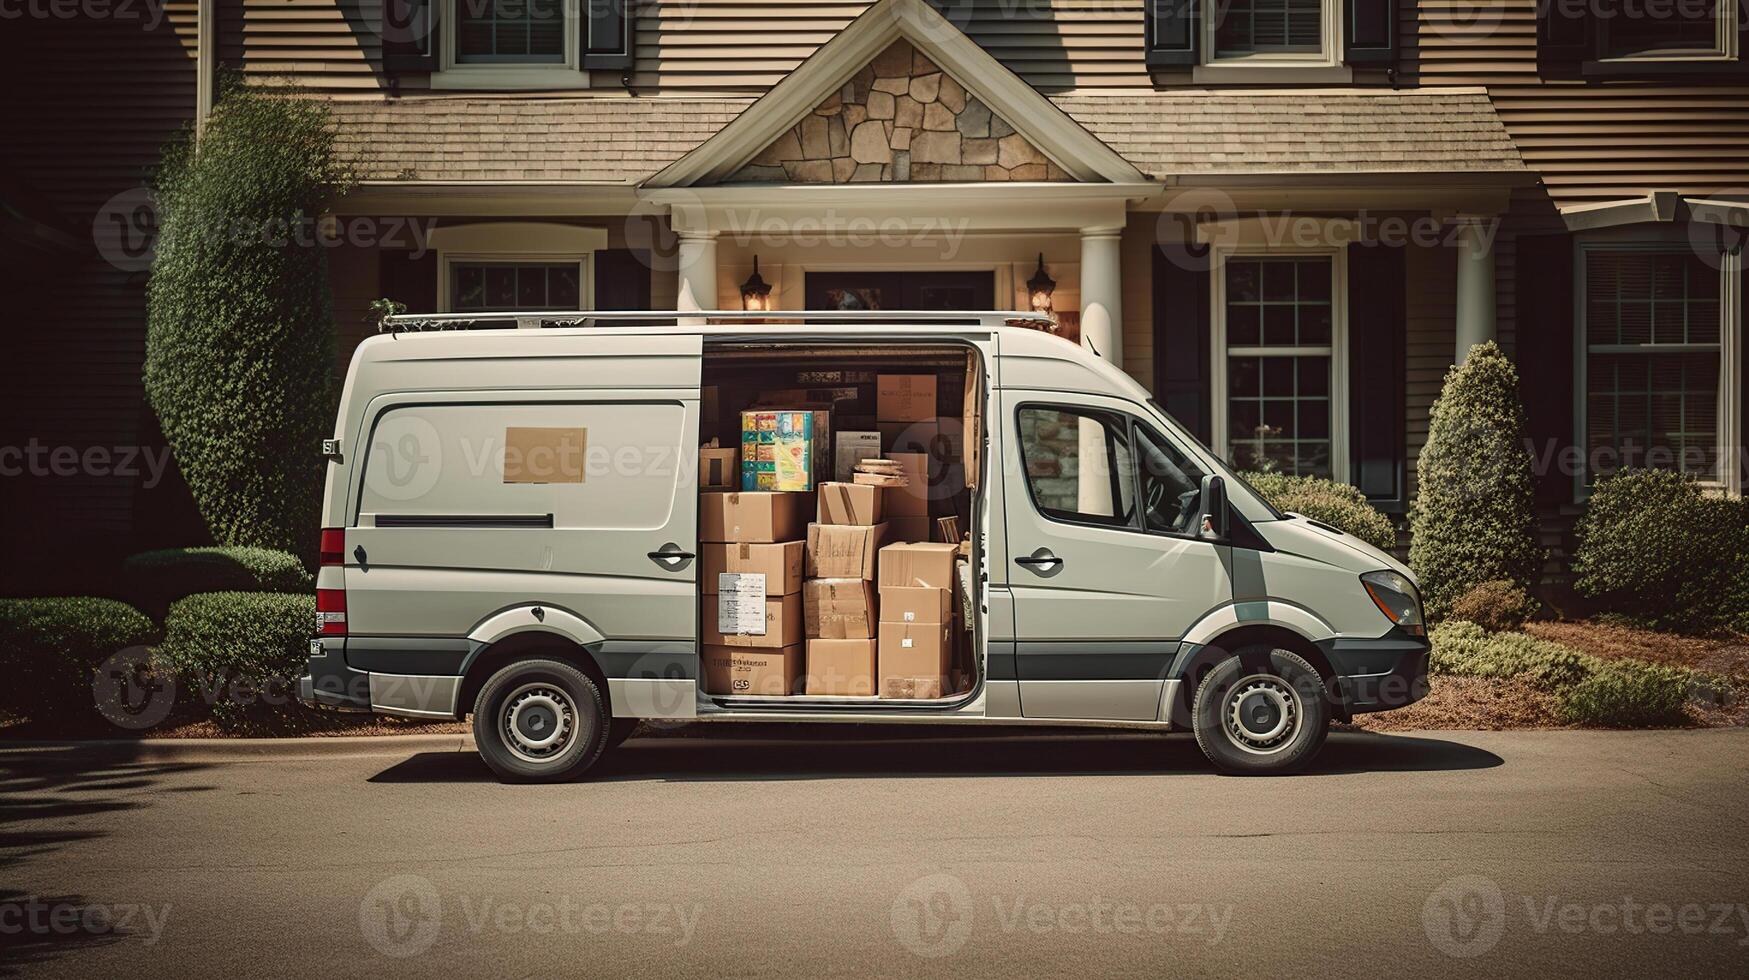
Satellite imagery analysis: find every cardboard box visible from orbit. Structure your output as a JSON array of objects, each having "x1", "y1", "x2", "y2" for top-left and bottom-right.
[
  {"x1": 699, "y1": 491, "x2": 807, "y2": 543},
  {"x1": 834, "y1": 430, "x2": 882, "y2": 483},
  {"x1": 804, "y1": 639, "x2": 878, "y2": 696},
  {"x1": 740, "y1": 409, "x2": 828, "y2": 491},
  {"x1": 881, "y1": 675, "x2": 945, "y2": 700},
  {"x1": 701, "y1": 541, "x2": 804, "y2": 595},
  {"x1": 879, "y1": 585, "x2": 952, "y2": 626},
  {"x1": 878, "y1": 541, "x2": 959, "y2": 589},
  {"x1": 702, "y1": 592, "x2": 803, "y2": 648},
  {"x1": 886, "y1": 516, "x2": 934, "y2": 544},
  {"x1": 884, "y1": 452, "x2": 930, "y2": 517},
  {"x1": 879, "y1": 419, "x2": 938, "y2": 456},
  {"x1": 702, "y1": 644, "x2": 803, "y2": 696},
  {"x1": 816, "y1": 482, "x2": 884, "y2": 526},
  {"x1": 879, "y1": 620, "x2": 950, "y2": 682},
  {"x1": 804, "y1": 578, "x2": 878, "y2": 639},
  {"x1": 806, "y1": 522, "x2": 888, "y2": 579},
  {"x1": 699, "y1": 444, "x2": 738, "y2": 490},
  {"x1": 877, "y1": 374, "x2": 937, "y2": 422}
]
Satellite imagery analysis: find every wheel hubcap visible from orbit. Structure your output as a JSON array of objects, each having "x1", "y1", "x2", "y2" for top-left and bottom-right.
[
  {"x1": 503, "y1": 684, "x2": 574, "y2": 764},
  {"x1": 1223, "y1": 675, "x2": 1300, "y2": 755}
]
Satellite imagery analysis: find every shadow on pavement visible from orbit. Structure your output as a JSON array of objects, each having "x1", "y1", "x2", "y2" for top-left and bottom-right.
[{"x1": 369, "y1": 727, "x2": 1503, "y2": 783}]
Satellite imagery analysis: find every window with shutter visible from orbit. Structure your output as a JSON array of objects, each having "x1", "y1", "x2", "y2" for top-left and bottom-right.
[
  {"x1": 422, "y1": 0, "x2": 633, "y2": 89},
  {"x1": 1146, "y1": 0, "x2": 1383, "y2": 77}
]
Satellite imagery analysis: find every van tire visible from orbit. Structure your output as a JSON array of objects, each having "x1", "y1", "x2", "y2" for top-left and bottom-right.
[
  {"x1": 472, "y1": 658, "x2": 609, "y2": 783},
  {"x1": 1191, "y1": 646, "x2": 1329, "y2": 775}
]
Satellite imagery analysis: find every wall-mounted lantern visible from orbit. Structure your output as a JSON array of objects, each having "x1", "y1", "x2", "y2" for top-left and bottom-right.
[
  {"x1": 1026, "y1": 253, "x2": 1056, "y2": 314},
  {"x1": 740, "y1": 256, "x2": 772, "y2": 312}
]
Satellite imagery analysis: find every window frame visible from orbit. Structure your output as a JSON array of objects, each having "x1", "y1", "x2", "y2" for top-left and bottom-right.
[
  {"x1": 1208, "y1": 243, "x2": 1351, "y2": 483},
  {"x1": 1596, "y1": 0, "x2": 1738, "y2": 64},
  {"x1": 1196, "y1": 0, "x2": 1350, "y2": 81},
  {"x1": 443, "y1": 256, "x2": 592, "y2": 314},
  {"x1": 434, "y1": 0, "x2": 588, "y2": 90},
  {"x1": 430, "y1": 222, "x2": 606, "y2": 313},
  {"x1": 1572, "y1": 236, "x2": 1743, "y2": 496}
]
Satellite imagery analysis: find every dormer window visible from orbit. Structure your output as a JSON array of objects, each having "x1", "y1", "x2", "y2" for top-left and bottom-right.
[
  {"x1": 456, "y1": 1, "x2": 568, "y2": 65},
  {"x1": 1145, "y1": 0, "x2": 1394, "y2": 80},
  {"x1": 381, "y1": 0, "x2": 633, "y2": 89},
  {"x1": 1213, "y1": 0, "x2": 1325, "y2": 58}
]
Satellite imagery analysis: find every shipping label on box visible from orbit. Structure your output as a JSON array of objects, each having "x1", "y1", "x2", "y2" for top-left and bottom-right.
[
  {"x1": 877, "y1": 374, "x2": 937, "y2": 422},
  {"x1": 816, "y1": 482, "x2": 884, "y2": 526},
  {"x1": 878, "y1": 541, "x2": 959, "y2": 589},
  {"x1": 702, "y1": 644, "x2": 803, "y2": 696},
  {"x1": 701, "y1": 541, "x2": 803, "y2": 595},
  {"x1": 699, "y1": 491, "x2": 806, "y2": 543},
  {"x1": 716, "y1": 573, "x2": 767, "y2": 634},
  {"x1": 878, "y1": 585, "x2": 951, "y2": 626},
  {"x1": 834, "y1": 431, "x2": 882, "y2": 483},
  {"x1": 503, "y1": 427, "x2": 587, "y2": 484},
  {"x1": 702, "y1": 593, "x2": 802, "y2": 648},
  {"x1": 804, "y1": 639, "x2": 878, "y2": 696},
  {"x1": 806, "y1": 522, "x2": 888, "y2": 579},
  {"x1": 804, "y1": 578, "x2": 878, "y2": 639}
]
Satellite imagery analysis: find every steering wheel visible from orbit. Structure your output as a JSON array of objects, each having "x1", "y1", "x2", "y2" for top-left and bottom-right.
[{"x1": 1141, "y1": 478, "x2": 1178, "y2": 532}]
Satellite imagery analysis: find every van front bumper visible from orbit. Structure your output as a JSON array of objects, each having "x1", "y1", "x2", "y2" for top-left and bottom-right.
[{"x1": 1319, "y1": 632, "x2": 1431, "y2": 714}]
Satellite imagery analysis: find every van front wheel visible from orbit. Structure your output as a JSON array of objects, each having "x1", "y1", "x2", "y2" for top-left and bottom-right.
[
  {"x1": 1191, "y1": 647, "x2": 1330, "y2": 775},
  {"x1": 473, "y1": 658, "x2": 609, "y2": 783}
]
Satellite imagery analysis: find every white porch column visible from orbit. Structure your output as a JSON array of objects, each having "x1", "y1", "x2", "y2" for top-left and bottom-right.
[
  {"x1": 1079, "y1": 226, "x2": 1124, "y2": 364},
  {"x1": 676, "y1": 229, "x2": 719, "y2": 320},
  {"x1": 1454, "y1": 217, "x2": 1497, "y2": 363}
]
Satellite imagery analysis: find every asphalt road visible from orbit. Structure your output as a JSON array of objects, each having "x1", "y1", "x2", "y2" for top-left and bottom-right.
[{"x1": 3, "y1": 727, "x2": 1748, "y2": 979}]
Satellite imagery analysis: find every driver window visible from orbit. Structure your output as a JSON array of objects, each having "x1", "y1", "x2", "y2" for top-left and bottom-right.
[
  {"x1": 1018, "y1": 406, "x2": 1136, "y2": 527},
  {"x1": 1134, "y1": 424, "x2": 1208, "y2": 535}
]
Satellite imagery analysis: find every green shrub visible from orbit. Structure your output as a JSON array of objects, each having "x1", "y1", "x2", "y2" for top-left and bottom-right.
[
  {"x1": 122, "y1": 547, "x2": 313, "y2": 617},
  {"x1": 1430, "y1": 620, "x2": 1592, "y2": 689},
  {"x1": 155, "y1": 592, "x2": 315, "y2": 730},
  {"x1": 0, "y1": 598, "x2": 157, "y2": 719},
  {"x1": 1572, "y1": 469, "x2": 1749, "y2": 635},
  {"x1": 1556, "y1": 662, "x2": 1692, "y2": 728},
  {"x1": 1241, "y1": 472, "x2": 1397, "y2": 553},
  {"x1": 146, "y1": 79, "x2": 350, "y2": 562},
  {"x1": 1448, "y1": 579, "x2": 1538, "y2": 633},
  {"x1": 1409, "y1": 342, "x2": 1542, "y2": 619}
]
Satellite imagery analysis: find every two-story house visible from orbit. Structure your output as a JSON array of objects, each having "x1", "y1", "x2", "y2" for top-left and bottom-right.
[{"x1": 3, "y1": 0, "x2": 1746, "y2": 582}]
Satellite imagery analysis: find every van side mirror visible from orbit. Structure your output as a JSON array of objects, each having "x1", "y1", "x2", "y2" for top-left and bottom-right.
[{"x1": 1198, "y1": 475, "x2": 1229, "y2": 541}]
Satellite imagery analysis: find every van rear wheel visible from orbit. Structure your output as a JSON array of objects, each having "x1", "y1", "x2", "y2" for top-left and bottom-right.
[
  {"x1": 472, "y1": 658, "x2": 609, "y2": 783},
  {"x1": 1191, "y1": 646, "x2": 1330, "y2": 775}
]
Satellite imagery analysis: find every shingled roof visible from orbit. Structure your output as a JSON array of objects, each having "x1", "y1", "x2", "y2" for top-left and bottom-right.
[
  {"x1": 1052, "y1": 88, "x2": 1527, "y2": 176},
  {"x1": 328, "y1": 88, "x2": 1526, "y2": 184}
]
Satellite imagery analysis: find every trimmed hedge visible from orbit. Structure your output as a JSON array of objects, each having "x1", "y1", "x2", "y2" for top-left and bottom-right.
[
  {"x1": 1431, "y1": 620, "x2": 1697, "y2": 728},
  {"x1": 1408, "y1": 342, "x2": 1543, "y2": 620},
  {"x1": 1448, "y1": 579, "x2": 1538, "y2": 634},
  {"x1": 154, "y1": 592, "x2": 315, "y2": 730},
  {"x1": 1241, "y1": 472, "x2": 1397, "y2": 553},
  {"x1": 146, "y1": 80, "x2": 348, "y2": 562},
  {"x1": 122, "y1": 547, "x2": 313, "y2": 617},
  {"x1": 0, "y1": 598, "x2": 157, "y2": 719},
  {"x1": 1572, "y1": 469, "x2": 1749, "y2": 635}
]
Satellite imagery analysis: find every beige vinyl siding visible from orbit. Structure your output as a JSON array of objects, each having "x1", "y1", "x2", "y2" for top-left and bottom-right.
[
  {"x1": 1405, "y1": 0, "x2": 1749, "y2": 207},
  {"x1": 218, "y1": 0, "x2": 400, "y2": 93}
]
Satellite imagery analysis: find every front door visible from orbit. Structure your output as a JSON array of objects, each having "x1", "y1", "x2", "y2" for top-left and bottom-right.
[
  {"x1": 999, "y1": 390, "x2": 1233, "y2": 720},
  {"x1": 805, "y1": 271, "x2": 995, "y2": 311}
]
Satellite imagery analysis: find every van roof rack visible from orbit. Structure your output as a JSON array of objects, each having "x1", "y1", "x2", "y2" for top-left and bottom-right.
[{"x1": 377, "y1": 310, "x2": 1055, "y2": 333}]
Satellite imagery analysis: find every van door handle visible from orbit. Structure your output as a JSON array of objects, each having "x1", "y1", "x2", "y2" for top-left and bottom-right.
[
  {"x1": 647, "y1": 546, "x2": 695, "y2": 570},
  {"x1": 1015, "y1": 549, "x2": 1062, "y2": 571}
]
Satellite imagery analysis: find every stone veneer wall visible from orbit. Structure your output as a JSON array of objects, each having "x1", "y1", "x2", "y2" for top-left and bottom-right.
[{"x1": 733, "y1": 40, "x2": 1070, "y2": 183}]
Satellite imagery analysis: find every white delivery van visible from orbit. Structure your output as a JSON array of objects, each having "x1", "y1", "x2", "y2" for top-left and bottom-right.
[{"x1": 301, "y1": 311, "x2": 1428, "y2": 781}]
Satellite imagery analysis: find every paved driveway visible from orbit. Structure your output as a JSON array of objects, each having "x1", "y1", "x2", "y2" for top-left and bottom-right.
[{"x1": 3, "y1": 728, "x2": 1747, "y2": 978}]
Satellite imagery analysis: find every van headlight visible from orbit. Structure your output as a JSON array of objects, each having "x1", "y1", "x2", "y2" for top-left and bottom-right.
[{"x1": 1361, "y1": 570, "x2": 1424, "y2": 636}]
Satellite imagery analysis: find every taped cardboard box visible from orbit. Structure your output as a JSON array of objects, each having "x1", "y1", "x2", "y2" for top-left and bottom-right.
[
  {"x1": 884, "y1": 452, "x2": 930, "y2": 517},
  {"x1": 699, "y1": 491, "x2": 807, "y2": 543},
  {"x1": 702, "y1": 644, "x2": 803, "y2": 696},
  {"x1": 881, "y1": 675, "x2": 945, "y2": 700},
  {"x1": 698, "y1": 444, "x2": 738, "y2": 490},
  {"x1": 879, "y1": 585, "x2": 952, "y2": 626},
  {"x1": 877, "y1": 374, "x2": 937, "y2": 422},
  {"x1": 804, "y1": 578, "x2": 878, "y2": 639},
  {"x1": 804, "y1": 639, "x2": 877, "y2": 696},
  {"x1": 701, "y1": 541, "x2": 804, "y2": 595},
  {"x1": 816, "y1": 482, "x2": 884, "y2": 526},
  {"x1": 701, "y1": 592, "x2": 803, "y2": 648},
  {"x1": 878, "y1": 541, "x2": 959, "y2": 589},
  {"x1": 879, "y1": 620, "x2": 949, "y2": 699},
  {"x1": 806, "y1": 522, "x2": 888, "y2": 579}
]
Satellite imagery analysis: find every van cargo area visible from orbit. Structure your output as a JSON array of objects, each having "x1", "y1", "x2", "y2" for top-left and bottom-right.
[{"x1": 696, "y1": 342, "x2": 984, "y2": 708}]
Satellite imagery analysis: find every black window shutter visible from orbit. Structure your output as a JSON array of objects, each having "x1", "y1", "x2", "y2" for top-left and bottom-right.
[
  {"x1": 1153, "y1": 244, "x2": 1213, "y2": 445},
  {"x1": 582, "y1": 0, "x2": 633, "y2": 71},
  {"x1": 1146, "y1": 0, "x2": 1200, "y2": 68},
  {"x1": 1515, "y1": 233, "x2": 1576, "y2": 506},
  {"x1": 379, "y1": 248, "x2": 439, "y2": 314},
  {"x1": 382, "y1": 0, "x2": 440, "y2": 73},
  {"x1": 593, "y1": 249, "x2": 652, "y2": 311},
  {"x1": 1343, "y1": 0, "x2": 1397, "y2": 67},
  {"x1": 1535, "y1": 0, "x2": 1593, "y2": 79},
  {"x1": 1346, "y1": 242, "x2": 1406, "y2": 506}
]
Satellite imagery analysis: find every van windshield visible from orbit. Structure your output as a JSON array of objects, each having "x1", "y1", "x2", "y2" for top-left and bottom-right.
[{"x1": 1145, "y1": 398, "x2": 1285, "y2": 522}]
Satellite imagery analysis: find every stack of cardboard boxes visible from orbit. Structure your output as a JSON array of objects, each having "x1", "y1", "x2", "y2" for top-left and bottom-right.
[
  {"x1": 802, "y1": 481, "x2": 887, "y2": 695},
  {"x1": 875, "y1": 374, "x2": 936, "y2": 543},
  {"x1": 876, "y1": 540, "x2": 960, "y2": 699},
  {"x1": 699, "y1": 491, "x2": 807, "y2": 696}
]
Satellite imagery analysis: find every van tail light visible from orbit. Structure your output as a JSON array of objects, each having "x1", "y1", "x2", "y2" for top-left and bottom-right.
[
  {"x1": 316, "y1": 588, "x2": 348, "y2": 637},
  {"x1": 319, "y1": 528, "x2": 346, "y2": 567}
]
